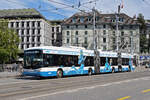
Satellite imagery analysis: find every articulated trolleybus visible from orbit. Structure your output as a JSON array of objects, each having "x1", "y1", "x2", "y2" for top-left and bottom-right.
[{"x1": 23, "y1": 46, "x2": 135, "y2": 78}]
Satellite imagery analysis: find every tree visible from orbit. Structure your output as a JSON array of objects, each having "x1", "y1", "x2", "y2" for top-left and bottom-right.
[
  {"x1": 137, "y1": 13, "x2": 148, "y2": 53},
  {"x1": 0, "y1": 19, "x2": 20, "y2": 64}
]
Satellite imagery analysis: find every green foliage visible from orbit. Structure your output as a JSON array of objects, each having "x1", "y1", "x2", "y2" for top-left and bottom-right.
[
  {"x1": 140, "y1": 34, "x2": 147, "y2": 53},
  {"x1": 137, "y1": 13, "x2": 148, "y2": 53},
  {"x1": 0, "y1": 19, "x2": 20, "y2": 64},
  {"x1": 137, "y1": 13, "x2": 147, "y2": 31}
]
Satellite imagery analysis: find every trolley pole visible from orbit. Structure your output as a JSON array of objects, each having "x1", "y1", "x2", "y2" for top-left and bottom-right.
[
  {"x1": 116, "y1": 6, "x2": 122, "y2": 67},
  {"x1": 93, "y1": 7, "x2": 100, "y2": 74}
]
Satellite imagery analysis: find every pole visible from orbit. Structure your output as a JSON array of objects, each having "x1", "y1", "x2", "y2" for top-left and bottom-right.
[
  {"x1": 116, "y1": 6, "x2": 122, "y2": 68},
  {"x1": 93, "y1": 6, "x2": 100, "y2": 74}
]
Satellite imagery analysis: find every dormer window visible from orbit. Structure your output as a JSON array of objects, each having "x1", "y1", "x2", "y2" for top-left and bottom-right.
[
  {"x1": 96, "y1": 17, "x2": 99, "y2": 21},
  {"x1": 80, "y1": 17, "x2": 84, "y2": 23},
  {"x1": 112, "y1": 19, "x2": 115, "y2": 22},
  {"x1": 72, "y1": 17, "x2": 76, "y2": 23},
  {"x1": 88, "y1": 17, "x2": 92, "y2": 22},
  {"x1": 119, "y1": 18, "x2": 124, "y2": 22}
]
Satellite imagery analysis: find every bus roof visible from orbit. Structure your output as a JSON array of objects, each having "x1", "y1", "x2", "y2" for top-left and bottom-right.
[{"x1": 24, "y1": 46, "x2": 133, "y2": 58}]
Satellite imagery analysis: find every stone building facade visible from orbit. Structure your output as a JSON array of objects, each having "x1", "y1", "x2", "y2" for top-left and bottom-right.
[
  {"x1": 62, "y1": 11, "x2": 140, "y2": 54},
  {"x1": 49, "y1": 20, "x2": 62, "y2": 46},
  {"x1": 0, "y1": 8, "x2": 52, "y2": 50}
]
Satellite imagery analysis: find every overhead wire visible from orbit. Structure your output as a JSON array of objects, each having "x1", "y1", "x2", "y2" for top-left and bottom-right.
[{"x1": 5, "y1": 0, "x2": 28, "y2": 7}]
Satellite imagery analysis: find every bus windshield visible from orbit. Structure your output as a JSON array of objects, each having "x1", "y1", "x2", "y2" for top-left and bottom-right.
[{"x1": 24, "y1": 50, "x2": 43, "y2": 69}]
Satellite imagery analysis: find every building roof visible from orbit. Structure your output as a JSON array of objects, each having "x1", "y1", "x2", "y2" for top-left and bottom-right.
[
  {"x1": 49, "y1": 20, "x2": 63, "y2": 25},
  {"x1": 62, "y1": 11, "x2": 139, "y2": 25},
  {"x1": 0, "y1": 8, "x2": 44, "y2": 19}
]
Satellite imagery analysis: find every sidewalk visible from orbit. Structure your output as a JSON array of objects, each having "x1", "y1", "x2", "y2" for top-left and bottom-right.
[
  {"x1": 0, "y1": 71, "x2": 21, "y2": 78},
  {"x1": 134, "y1": 66, "x2": 150, "y2": 72}
]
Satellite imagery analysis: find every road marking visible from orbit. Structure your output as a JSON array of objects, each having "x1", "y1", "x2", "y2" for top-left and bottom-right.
[
  {"x1": 142, "y1": 89, "x2": 150, "y2": 93},
  {"x1": 117, "y1": 96, "x2": 131, "y2": 100},
  {"x1": 20, "y1": 77, "x2": 150, "y2": 100}
]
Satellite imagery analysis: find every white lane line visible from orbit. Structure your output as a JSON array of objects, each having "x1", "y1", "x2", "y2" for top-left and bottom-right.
[
  {"x1": 0, "y1": 80, "x2": 39, "y2": 86},
  {"x1": 20, "y1": 76, "x2": 150, "y2": 100}
]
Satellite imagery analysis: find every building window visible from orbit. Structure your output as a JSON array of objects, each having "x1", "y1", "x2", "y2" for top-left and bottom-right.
[
  {"x1": 84, "y1": 37, "x2": 87, "y2": 44},
  {"x1": 103, "y1": 46, "x2": 106, "y2": 50},
  {"x1": 52, "y1": 27, "x2": 54, "y2": 32},
  {"x1": 37, "y1": 21, "x2": 40, "y2": 27},
  {"x1": 121, "y1": 31, "x2": 124, "y2": 36},
  {"x1": 85, "y1": 25, "x2": 87, "y2": 28},
  {"x1": 119, "y1": 18, "x2": 124, "y2": 22},
  {"x1": 16, "y1": 22, "x2": 19, "y2": 28},
  {"x1": 32, "y1": 29, "x2": 35, "y2": 34},
  {"x1": 76, "y1": 25, "x2": 78, "y2": 28},
  {"x1": 27, "y1": 22, "x2": 30, "y2": 27},
  {"x1": 21, "y1": 37, "x2": 24, "y2": 42},
  {"x1": 80, "y1": 17, "x2": 84, "y2": 23},
  {"x1": 103, "y1": 38, "x2": 106, "y2": 43},
  {"x1": 56, "y1": 27, "x2": 59, "y2": 32},
  {"x1": 67, "y1": 38, "x2": 69, "y2": 43},
  {"x1": 67, "y1": 31, "x2": 69, "y2": 36},
  {"x1": 16, "y1": 29, "x2": 19, "y2": 35},
  {"x1": 76, "y1": 37, "x2": 78, "y2": 44},
  {"x1": 67, "y1": 26, "x2": 70, "y2": 29},
  {"x1": 52, "y1": 33, "x2": 54, "y2": 38},
  {"x1": 103, "y1": 24, "x2": 106, "y2": 28},
  {"x1": 113, "y1": 31, "x2": 115, "y2": 36},
  {"x1": 27, "y1": 44, "x2": 29, "y2": 48},
  {"x1": 37, "y1": 36, "x2": 40, "y2": 42},
  {"x1": 85, "y1": 31, "x2": 88, "y2": 35},
  {"x1": 38, "y1": 29, "x2": 40, "y2": 34},
  {"x1": 37, "y1": 44, "x2": 40, "y2": 46},
  {"x1": 21, "y1": 30, "x2": 24, "y2": 35},
  {"x1": 103, "y1": 30, "x2": 106, "y2": 35},
  {"x1": 113, "y1": 38, "x2": 115, "y2": 44},
  {"x1": 121, "y1": 26, "x2": 124, "y2": 30},
  {"x1": 22, "y1": 22, "x2": 24, "y2": 27},
  {"x1": 72, "y1": 18, "x2": 76, "y2": 23},
  {"x1": 27, "y1": 29, "x2": 30, "y2": 35},
  {"x1": 32, "y1": 37, "x2": 35, "y2": 42},
  {"x1": 32, "y1": 21, "x2": 35, "y2": 27},
  {"x1": 130, "y1": 31, "x2": 133, "y2": 36},
  {"x1": 130, "y1": 26, "x2": 133, "y2": 29},
  {"x1": 88, "y1": 17, "x2": 92, "y2": 22},
  {"x1": 10, "y1": 22, "x2": 14, "y2": 28},
  {"x1": 121, "y1": 38, "x2": 124, "y2": 43},
  {"x1": 75, "y1": 31, "x2": 78, "y2": 35},
  {"x1": 21, "y1": 44, "x2": 24, "y2": 49},
  {"x1": 27, "y1": 36, "x2": 29, "y2": 42},
  {"x1": 32, "y1": 44, "x2": 35, "y2": 47}
]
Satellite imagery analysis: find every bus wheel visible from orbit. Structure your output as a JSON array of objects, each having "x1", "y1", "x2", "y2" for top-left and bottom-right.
[
  {"x1": 57, "y1": 69, "x2": 63, "y2": 78},
  {"x1": 128, "y1": 66, "x2": 131, "y2": 72},
  {"x1": 88, "y1": 68, "x2": 93, "y2": 76},
  {"x1": 112, "y1": 67, "x2": 115, "y2": 73},
  {"x1": 118, "y1": 66, "x2": 122, "y2": 72}
]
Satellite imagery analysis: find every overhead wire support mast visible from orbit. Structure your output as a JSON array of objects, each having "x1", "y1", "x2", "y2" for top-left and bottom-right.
[
  {"x1": 47, "y1": 0, "x2": 100, "y2": 74},
  {"x1": 93, "y1": 0, "x2": 100, "y2": 74},
  {"x1": 116, "y1": 4, "x2": 122, "y2": 69}
]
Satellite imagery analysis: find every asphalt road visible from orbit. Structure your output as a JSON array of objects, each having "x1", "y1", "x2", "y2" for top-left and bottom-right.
[{"x1": 0, "y1": 70, "x2": 150, "y2": 100}]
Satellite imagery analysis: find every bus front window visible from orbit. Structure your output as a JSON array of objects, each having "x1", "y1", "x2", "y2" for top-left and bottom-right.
[{"x1": 24, "y1": 50, "x2": 43, "y2": 69}]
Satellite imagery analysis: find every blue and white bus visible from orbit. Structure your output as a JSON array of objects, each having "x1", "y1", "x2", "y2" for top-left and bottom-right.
[{"x1": 22, "y1": 46, "x2": 135, "y2": 78}]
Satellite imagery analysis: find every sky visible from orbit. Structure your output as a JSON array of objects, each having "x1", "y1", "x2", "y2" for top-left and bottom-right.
[{"x1": 0, "y1": 0, "x2": 150, "y2": 20}]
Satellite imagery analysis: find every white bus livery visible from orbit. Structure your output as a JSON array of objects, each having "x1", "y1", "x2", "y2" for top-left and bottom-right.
[{"x1": 22, "y1": 46, "x2": 135, "y2": 78}]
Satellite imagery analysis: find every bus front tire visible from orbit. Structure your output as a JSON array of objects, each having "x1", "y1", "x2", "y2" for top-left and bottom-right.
[
  {"x1": 112, "y1": 67, "x2": 115, "y2": 73},
  {"x1": 118, "y1": 66, "x2": 122, "y2": 72},
  {"x1": 57, "y1": 69, "x2": 63, "y2": 78},
  {"x1": 128, "y1": 66, "x2": 131, "y2": 72},
  {"x1": 88, "y1": 68, "x2": 93, "y2": 76}
]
